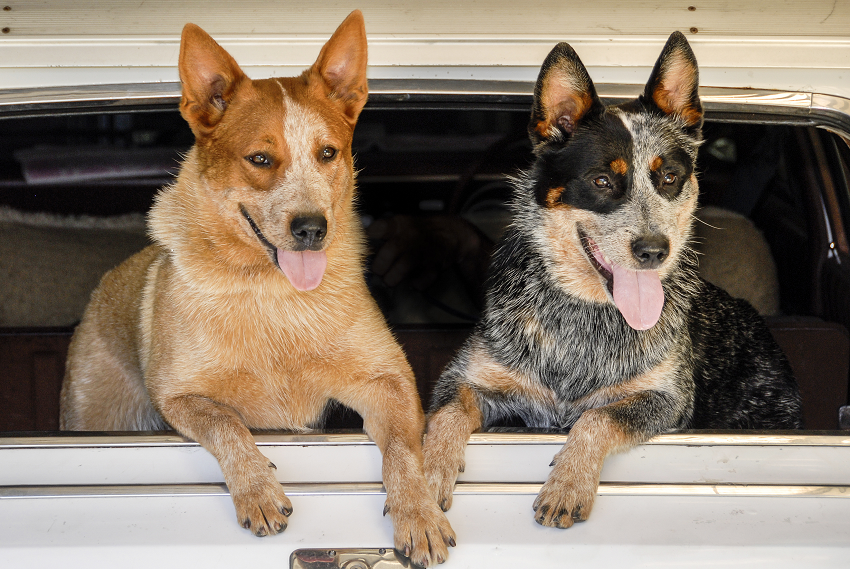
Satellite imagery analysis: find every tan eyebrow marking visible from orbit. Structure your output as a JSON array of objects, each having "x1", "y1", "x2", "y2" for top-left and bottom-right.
[
  {"x1": 610, "y1": 158, "x2": 628, "y2": 175},
  {"x1": 650, "y1": 156, "x2": 663, "y2": 171}
]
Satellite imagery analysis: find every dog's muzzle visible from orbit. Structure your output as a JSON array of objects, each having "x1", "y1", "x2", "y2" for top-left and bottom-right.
[
  {"x1": 290, "y1": 215, "x2": 327, "y2": 251},
  {"x1": 577, "y1": 227, "x2": 665, "y2": 331},
  {"x1": 239, "y1": 204, "x2": 329, "y2": 291},
  {"x1": 240, "y1": 204, "x2": 280, "y2": 268}
]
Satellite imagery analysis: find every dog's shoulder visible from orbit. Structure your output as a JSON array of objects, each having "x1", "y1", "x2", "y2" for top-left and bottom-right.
[
  {"x1": 687, "y1": 277, "x2": 802, "y2": 428},
  {"x1": 688, "y1": 277, "x2": 774, "y2": 349}
]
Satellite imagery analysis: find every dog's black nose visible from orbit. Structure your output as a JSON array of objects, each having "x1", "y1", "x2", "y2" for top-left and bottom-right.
[
  {"x1": 290, "y1": 215, "x2": 327, "y2": 250},
  {"x1": 632, "y1": 236, "x2": 669, "y2": 269}
]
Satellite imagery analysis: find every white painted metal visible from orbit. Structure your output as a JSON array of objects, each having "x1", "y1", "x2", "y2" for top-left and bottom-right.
[
  {"x1": 2, "y1": 433, "x2": 850, "y2": 568},
  {"x1": 4, "y1": 490, "x2": 847, "y2": 568},
  {"x1": 3, "y1": 432, "x2": 850, "y2": 486},
  {"x1": 0, "y1": 1, "x2": 848, "y2": 97},
  {"x1": 3, "y1": 1, "x2": 849, "y2": 37}
]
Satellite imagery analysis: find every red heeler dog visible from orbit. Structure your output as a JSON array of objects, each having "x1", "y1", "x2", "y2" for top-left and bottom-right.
[{"x1": 60, "y1": 11, "x2": 455, "y2": 566}]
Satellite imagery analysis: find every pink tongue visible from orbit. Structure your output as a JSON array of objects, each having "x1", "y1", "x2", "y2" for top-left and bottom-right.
[
  {"x1": 610, "y1": 263, "x2": 665, "y2": 330},
  {"x1": 277, "y1": 249, "x2": 327, "y2": 291}
]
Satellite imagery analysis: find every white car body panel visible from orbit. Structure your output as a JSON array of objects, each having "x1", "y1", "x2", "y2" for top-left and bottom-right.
[
  {"x1": 0, "y1": 1, "x2": 849, "y2": 97},
  {"x1": 2, "y1": 433, "x2": 850, "y2": 568}
]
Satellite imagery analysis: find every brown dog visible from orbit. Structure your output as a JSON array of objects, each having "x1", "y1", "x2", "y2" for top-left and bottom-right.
[{"x1": 59, "y1": 11, "x2": 454, "y2": 566}]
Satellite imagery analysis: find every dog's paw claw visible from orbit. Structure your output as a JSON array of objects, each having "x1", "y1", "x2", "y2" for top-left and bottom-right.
[
  {"x1": 390, "y1": 498, "x2": 455, "y2": 567},
  {"x1": 231, "y1": 472, "x2": 292, "y2": 538},
  {"x1": 424, "y1": 460, "x2": 462, "y2": 512},
  {"x1": 533, "y1": 476, "x2": 595, "y2": 529}
]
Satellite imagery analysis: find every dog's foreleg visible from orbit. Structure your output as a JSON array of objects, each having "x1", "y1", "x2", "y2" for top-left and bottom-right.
[
  {"x1": 158, "y1": 394, "x2": 293, "y2": 537},
  {"x1": 349, "y1": 374, "x2": 456, "y2": 568},
  {"x1": 533, "y1": 389, "x2": 681, "y2": 528},
  {"x1": 423, "y1": 384, "x2": 483, "y2": 511}
]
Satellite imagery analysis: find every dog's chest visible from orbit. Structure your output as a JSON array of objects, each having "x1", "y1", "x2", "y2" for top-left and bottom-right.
[
  {"x1": 486, "y1": 294, "x2": 677, "y2": 401},
  {"x1": 164, "y1": 289, "x2": 356, "y2": 429},
  {"x1": 238, "y1": 373, "x2": 329, "y2": 430},
  {"x1": 203, "y1": 355, "x2": 341, "y2": 430}
]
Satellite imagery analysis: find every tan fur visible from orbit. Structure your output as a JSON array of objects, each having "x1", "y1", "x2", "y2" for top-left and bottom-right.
[
  {"x1": 534, "y1": 352, "x2": 682, "y2": 528},
  {"x1": 532, "y1": 408, "x2": 632, "y2": 528},
  {"x1": 535, "y1": 64, "x2": 594, "y2": 139},
  {"x1": 424, "y1": 340, "x2": 559, "y2": 510},
  {"x1": 59, "y1": 11, "x2": 453, "y2": 567},
  {"x1": 423, "y1": 33, "x2": 793, "y2": 535},
  {"x1": 610, "y1": 158, "x2": 628, "y2": 175},
  {"x1": 464, "y1": 341, "x2": 559, "y2": 405},
  {"x1": 652, "y1": 57, "x2": 701, "y2": 126},
  {"x1": 517, "y1": 310, "x2": 557, "y2": 354},
  {"x1": 541, "y1": 120, "x2": 700, "y2": 296},
  {"x1": 649, "y1": 156, "x2": 663, "y2": 171},
  {"x1": 541, "y1": 178, "x2": 696, "y2": 306},
  {"x1": 422, "y1": 384, "x2": 482, "y2": 511},
  {"x1": 545, "y1": 186, "x2": 566, "y2": 208},
  {"x1": 541, "y1": 207, "x2": 611, "y2": 304}
]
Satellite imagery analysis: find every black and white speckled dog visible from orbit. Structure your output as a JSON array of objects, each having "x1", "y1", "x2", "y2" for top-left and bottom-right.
[{"x1": 422, "y1": 32, "x2": 803, "y2": 529}]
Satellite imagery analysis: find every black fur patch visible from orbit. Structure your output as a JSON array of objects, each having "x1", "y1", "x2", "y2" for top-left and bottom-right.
[{"x1": 533, "y1": 111, "x2": 634, "y2": 212}]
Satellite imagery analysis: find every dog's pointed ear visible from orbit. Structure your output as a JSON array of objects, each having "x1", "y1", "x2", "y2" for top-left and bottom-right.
[
  {"x1": 643, "y1": 31, "x2": 703, "y2": 130},
  {"x1": 178, "y1": 23, "x2": 247, "y2": 136},
  {"x1": 310, "y1": 10, "x2": 368, "y2": 125},
  {"x1": 528, "y1": 42, "x2": 603, "y2": 149}
]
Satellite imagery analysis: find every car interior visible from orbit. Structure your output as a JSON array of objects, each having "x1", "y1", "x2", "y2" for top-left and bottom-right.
[{"x1": 1, "y1": 95, "x2": 849, "y2": 432}]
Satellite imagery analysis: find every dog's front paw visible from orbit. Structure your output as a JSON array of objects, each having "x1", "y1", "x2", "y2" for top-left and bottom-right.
[
  {"x1": 423, "y1": 436, "x2": 466, "y2": 512},
  {"x1": 230, "y1": 464, "x2": 293, "y2": 537},
  {"x1": 532, "y1": 468, "x2": 598, "y2": 529},
  {"x1": 423, "y1": 453, "x2": 464, "y2": 512},
  {"x1": 387, "y1": 498, "x2": 456, "y2": 567}
]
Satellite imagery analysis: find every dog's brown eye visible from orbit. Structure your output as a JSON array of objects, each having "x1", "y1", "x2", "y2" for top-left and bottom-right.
[
  {"x1": 663, "y1": 172, "x2": 677, "y2": 185},
  {"x1": 321, "y1": 146, "x2": 337, "y2": 161},
  {"x1": 246, "y1": 153, "x2": 271, "y2": 167},
  {"x1": 593, "y1": 176, "x2": 612, "y2": 189}
]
